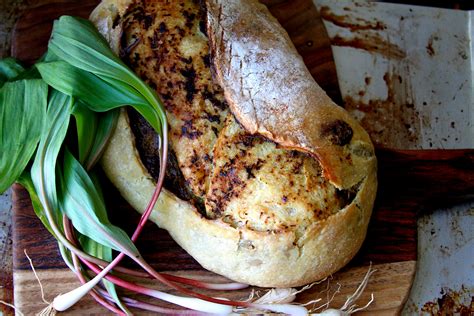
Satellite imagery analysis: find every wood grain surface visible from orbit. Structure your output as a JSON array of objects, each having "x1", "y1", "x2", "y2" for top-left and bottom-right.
[
  {"x1": 10, "y1": 0, "x2": 474, "y2": 315},
  {"x1": 13, "y1": 262, "x2": 417, "y2": 315},
  {"x1": 11, "y1": 0, "x2": 99, "y2": 65}
]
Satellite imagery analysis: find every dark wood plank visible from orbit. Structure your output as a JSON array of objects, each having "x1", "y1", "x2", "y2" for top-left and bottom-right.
[
  {"x1": 11, "y1": 0, "x2": 100, "y2": 64},
  {"x1": 12, "y1": 185, "x2": 66, "y2": 270},
  {"x1": 377, "y1": 148, "x2": 474, "y2": 210}
]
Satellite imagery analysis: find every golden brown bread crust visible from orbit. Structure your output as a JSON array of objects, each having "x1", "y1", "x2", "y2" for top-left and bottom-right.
[
  {"x1": 206, "y1": 0, "x2": 376, "y2": 190},
  {"x1": 92, "y1": 0, "x2": 378, "y2": 287}
]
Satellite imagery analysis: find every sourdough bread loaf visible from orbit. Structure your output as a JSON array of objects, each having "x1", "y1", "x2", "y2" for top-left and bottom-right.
[{"x1": 91, "y1": 0, "x2": 377, "y2": 287}]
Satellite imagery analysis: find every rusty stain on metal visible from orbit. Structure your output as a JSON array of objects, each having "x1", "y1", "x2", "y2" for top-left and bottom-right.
[
  {"x1": 343, "y1": 71, "x2": 420, "y2": 148},
  {"x1": 330, "y1": 34, "x2": 406, "y2": 60},
  {"x1": 319, "y1": 5, "x2": 386, "y2": 31},
  {"x1": 421, "y1": 286, "x2": 473, "y2": 315},
  {"x1": 426, "y1": 34, "x2": 439, "y2": 57},
  {"x1": 318, "y1": 6, "x2": 406, "y2": 60}
]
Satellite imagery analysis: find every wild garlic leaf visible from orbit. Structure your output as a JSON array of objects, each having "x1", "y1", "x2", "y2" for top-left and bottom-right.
[
  {"x1": 51, "y1": 16, "x2": 120, "y2": 67},
  {"x1": 0, "y1": 58, "x2": 25, "y2": 86},
  {"x1": 59, "y1": 149, "x2": 140, "y2": 258},
  {"x1": 58, "y1": 243, "x2": 76, "y2": 273},
  {"x1": 36, "y1": 61, "x2": 146, "y2": 107},
  {"x1": 79, "y1": 234, "x2": 131, "y2": 315},
  {"x1": 72, "y1": 101, "x2": 97, "y2": 165},
  {"x1": 31, "y1": 89, "x2": 72, "y2": 227},
  {"x1": 83, "y1": 109, "x2": 119, "y2": 171},
  {"x1": 36, "y1": 61, "x2": 159, "y2": 126},
  {"x1": 17, "y1": 172, "x2": 58, "y2": 239},
  {"x1": 47, "y1": 16, "x2": 166, "y2": 134},
  {"x1": 72, "y1": 102, "x2": 119, "y2": 170},
  {"x1": 103, "y1": 265, "x2": 131, "y2": 315},
  {"x1": 49, "y1": 16, "x2": 138, "y2": 87},
  {"x1": 0, "y1": 79, "x2": 47, "y2": 193},
  {"x1": 72, "y1": 101, "x2": 99, "y2": 165}
]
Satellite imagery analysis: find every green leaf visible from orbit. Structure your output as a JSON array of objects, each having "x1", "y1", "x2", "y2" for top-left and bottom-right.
[
  {"x1": 73, "y1": 102, "x2": 120, "y2": 170},
  {"x1": 51, "y1": 16, "x2": 121, "y2": 69},
  {"x1": 49, "y1": 16, "x2": 135, "y2": 86},
  {"x1": 72, "y1": 101, "x2": 99, "y2": 165},
  {"x1": 31, "y1": 89, "x2": 72, "y2": 226},
  {"x1": 0, "y1": 79, "x2": 47, "y2": 193},
  {"x1": 17, "y1": 171, "x2": 58, "y2": 239},
  {"x1": 47, "y1": 16, "x2": 166, "y2": 135},
  {"x1": 58, "y1": 149, "x2": 140, "y2": 258},
  {"x1": 83, "y1": 109, "x2": 119, "y2": 171},
  {"x1": 36, "y1": 61, "x2": 147, "y2": 108},
  {"x1": 72, "y1": 102, "x2": 119, "y2": 170},
  {"x1": 10, "y1": 52, "x2": 56, "y2": 82},
  {"x1": 58, "y1": 242, "x2": 76, "y2": 273},
  {"x1": 104, "y1": 278, "x2": 131, "y2": 315},
  {"x1": 37, "y1": 60, "x2": 160, "y2": 134},
  {"x1": 79, "y1": 235, "x2": 131, "y2": 315},
  {"x1": 0, "y1": 58, "x2": 25, "y2": 86}
]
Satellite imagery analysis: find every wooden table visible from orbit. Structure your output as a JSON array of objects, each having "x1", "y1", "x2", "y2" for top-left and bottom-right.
[{"x1": 0, "y1": 0, "x2": 470, "y2": 314}]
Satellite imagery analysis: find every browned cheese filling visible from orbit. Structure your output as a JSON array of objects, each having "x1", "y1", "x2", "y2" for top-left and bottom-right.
[
  {"x1": 121, "y1": 0, "x2": 228, "y2": 201},
  {"x1": 121, "y1": 0, "x2": 353, "y2": 232}
]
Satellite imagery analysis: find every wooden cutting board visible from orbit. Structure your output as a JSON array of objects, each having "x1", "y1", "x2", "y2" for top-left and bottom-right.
[{"x1": 12, "y1": 0, "x2": 471, "y2": 314}]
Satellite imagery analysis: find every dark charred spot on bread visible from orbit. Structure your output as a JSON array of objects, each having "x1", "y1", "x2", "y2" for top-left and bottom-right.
[
  {"x1": 112, "y1": 13, "x2": 121, "y2": 28},
  {"x1": 129, "y1": 4, "x2": 146, "y2": 24},
  {"x1": 132, "y1": 52, "x2": 140, "y2": 65},
  {"x1": 202, "y1": 54, "x2": 211, "y2": 67},
  {"x1": 143, "y1": 14, "x2": 154, "y2": 29},
  {"x1": 160, "y1": 91, "x2": 172, "y2": 100},
  {"x1": 320, "y1": 119, "x2": 354, "y2": 146},
  {"x1": 196, "y1": 0, "x2": 208, "y2": 36},
  {"x1": 181, "y1": 119, "x2": 203, "y2": 140},
  {"x1": 120, "y1": 34, "x2": 140, "y2": 59},
  {"x1": 203, "y1": 89, "x2": 227, "y2": 110},
  {"x1": 199, "y1": 20, "x2": 207, "y2": 35},
  {"x1": 158, "y1": 21, "x2": 167, "y2": 33},
  {"x1": 292, "y1": 160, "x2": 304, "y2": 173},
  {"x1": 206, "y1": 164, "x2": 248, "y2": 219},
  {"x1": 244, "y1": 159, "x2": 263, "y2": 179},
  {"x1": 180, "y1": 56, "x2": 193, "y2": 64},
  {"x1": 203, "y1": 112, "x2": 221, "y2": 124},
  {"x1": 180, "y1": 67, "x2": 197, "y2": 102},
  {"x1": 182, "y1": 10, "x2": 196, "y2": 25},
  {"x1": 236, "y1": 134, "x2": 259, "y2": 147},
  {"x1": 175, "y1": 25, "x2": 186, "y2": 37}
]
